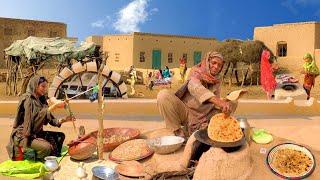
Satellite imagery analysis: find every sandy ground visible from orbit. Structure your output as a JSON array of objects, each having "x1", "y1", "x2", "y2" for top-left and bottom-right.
[
  {"x1": 0, "y1": 114, "x2": 320, "y2": 179},
  {"x1": 2, "y1": 115, "x2": 320, "y2": 163}
]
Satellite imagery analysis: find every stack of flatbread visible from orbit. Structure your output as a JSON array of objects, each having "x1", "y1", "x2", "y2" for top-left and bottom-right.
[{"x1": 207, "y1": 113, "x2": 243, "y2": 142}]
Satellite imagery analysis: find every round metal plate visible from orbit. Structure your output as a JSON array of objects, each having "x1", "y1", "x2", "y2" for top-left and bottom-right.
[
  {"x1": 266, "y1": 143, "x2": 316, "y2": 179},
  {"x1": 194, "y1": 129, "x2": 246, "y2": 148},
  {"x1": 92, "y1": 166, "x2": 120, "y2": 180}
]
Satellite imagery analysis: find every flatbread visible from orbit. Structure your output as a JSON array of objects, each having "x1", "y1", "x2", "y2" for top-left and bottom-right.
[
  {"x1": 226, "y1": 89, "x2": 247, "y2": 101},
  {"x1": 207, "y1": 113, "x2": 243, "y2": 142}
]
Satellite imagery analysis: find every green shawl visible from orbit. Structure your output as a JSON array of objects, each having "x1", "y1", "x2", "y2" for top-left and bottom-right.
[{"x1": 303, "y1": 53, "x2": 320, "y2": 75}]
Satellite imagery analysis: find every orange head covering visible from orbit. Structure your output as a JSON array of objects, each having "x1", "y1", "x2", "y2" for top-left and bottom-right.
[{"x1": 188, "y1": 51, "x2": 224, "y2": 84}]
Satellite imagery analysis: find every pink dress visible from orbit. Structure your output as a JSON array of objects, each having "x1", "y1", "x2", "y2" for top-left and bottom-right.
[{"x1": 260, "y1": 50, "x2": 276, "y2": 93}]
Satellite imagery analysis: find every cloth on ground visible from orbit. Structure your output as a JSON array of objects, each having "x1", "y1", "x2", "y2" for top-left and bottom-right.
[{"x1": 0, "y1": 145, "x2": 68, "y2": 179}]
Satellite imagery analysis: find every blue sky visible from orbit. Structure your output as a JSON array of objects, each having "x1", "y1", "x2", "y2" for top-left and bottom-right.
[{"x1": 1, "y1": 0, "x2": 320, "y2": 41}]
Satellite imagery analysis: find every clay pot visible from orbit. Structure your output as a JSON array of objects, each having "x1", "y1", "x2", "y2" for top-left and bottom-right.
[
  {"x1": 102, "y1": 65, "x2": 111, "y2": 77},
  {"x1": 110, "y1": 71, "x2": 121, "y2": 84},
  {"x1": 91, "y1": 128, "x2": 140, "y2": 152},
  {"x1": 48, "y1": 87, "x2": 57, "y2": 98},
  {"x1": 51, "y1": 76, "x2": 64, "y2": 88},
  {"x1": 59, "y1": 67, "x2": 74, "y2": 79},
  {"x1": 193, "y1": 143, "x2": 253, "y2": 180},
  {"x1": 118, "y1": 82, "x2": 127, "y2": 95},
  {"x1": 86, "y1": 61, "x2": 97, "y2": 72},
  {"x1": 72, "y1": 62, "x2": 86, "y2": 73},
  {"x1": 68, "y1": 133, "x2": 97, "y2": 160}
]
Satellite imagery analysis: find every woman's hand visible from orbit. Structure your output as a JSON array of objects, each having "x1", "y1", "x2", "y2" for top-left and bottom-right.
[
  {"x1": 65, "y1": 115, "x2": 76, "y2": 123},
  {"x1": 209, "y1": 97, "x2": 232, "y2": 115},
  {"x1": 54, "y1": 100, "x2": 66, "y2": 109},
  {"x1": 59, "y1": 115, "x2": 76, "y2": 124},
  {"x1": 48, "y1": 100, "x2": 66, "y2": 112},
  {"x1": 219, "y1": 100, "x2": 232, "y2": 115}
]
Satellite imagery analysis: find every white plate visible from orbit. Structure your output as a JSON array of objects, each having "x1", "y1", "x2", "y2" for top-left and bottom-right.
[{"x1": 266, "y1": 143, "x2": 316, "y2": 179}]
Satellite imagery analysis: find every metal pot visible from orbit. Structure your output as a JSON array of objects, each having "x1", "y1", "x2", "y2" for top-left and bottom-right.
[
  {"x1": 237, "y1": 117, "x2": 251, "y2": 144},
  {"x1": 44, "y1": 156, "x2": 59, "y2": 172},
  {"x1": 92, "y1": 166, "x2": 119, "y2": 180}
]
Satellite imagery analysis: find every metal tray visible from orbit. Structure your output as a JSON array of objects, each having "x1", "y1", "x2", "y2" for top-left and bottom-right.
[
  {"x1": 194, "y1": 129, "x2": 246, "y2": 148},
  {"x1": 266, "y1": 143, "x2": 316, "y2": 179}
]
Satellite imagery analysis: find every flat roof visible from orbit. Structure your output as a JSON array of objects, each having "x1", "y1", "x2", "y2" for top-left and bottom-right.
[
  {"x1": 133, "y1": 32, "x2": 216, "y2": 40},
  {"x1": 255, "y1": 21, "x2": 320, "y2": 29},
  {"x1": 0, "y1": 17, "x2": 66, "y2": 26},
  {"x1": 103, "y1": 32, "x2": 216, "y2": 40}
]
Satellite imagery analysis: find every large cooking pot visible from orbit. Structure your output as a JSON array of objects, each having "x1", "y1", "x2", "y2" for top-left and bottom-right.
[{"x1": 68, "y1": 133, "x2": 97, "y2": 160}]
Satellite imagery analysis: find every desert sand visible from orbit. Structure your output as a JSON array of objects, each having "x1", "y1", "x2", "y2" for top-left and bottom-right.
[{"x1": 0, "y1": 114, "x2": 319, "y2": 179}]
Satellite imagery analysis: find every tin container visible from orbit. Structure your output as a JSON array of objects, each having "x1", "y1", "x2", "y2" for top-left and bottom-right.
[
  {"x1": 44, "y1": 156, "x2": 59, "y2": 172},
  {"x1": 92, "y1": 166, "x2": 119, "y2": 180},
  {"x1": 237, "y1": 117, "x2": 251, "y2": 144}
]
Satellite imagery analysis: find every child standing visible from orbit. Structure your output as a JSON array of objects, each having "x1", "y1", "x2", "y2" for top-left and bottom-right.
[{"x1": 302, "y1": 53, "x2": 320, "y2": 100}]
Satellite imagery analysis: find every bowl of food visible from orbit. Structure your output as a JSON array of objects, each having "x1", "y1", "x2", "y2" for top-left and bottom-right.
[
  {"x1": 92, "y1": 166, "x2": 119, "y2": 180},
  {"x1": 109, "y1": 139, "x2": 154, "y2": 162},
  {"x1": 147, "y1": 136, "x2": 185, "y2": 155},
  {"x1": 266, "y1": 143, "x2": 316, "y2": 179},
  {"x1": 91, "y1": 128, "x2": 140, "y2": 152}
]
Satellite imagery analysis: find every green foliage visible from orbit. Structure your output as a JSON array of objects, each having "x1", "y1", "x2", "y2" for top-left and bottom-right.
[
  {"x1": 240, "y1": 40, "x2": 264, "y2": 63},
  {"x1": 212, "y1": 40, "x2": 242, "y2": 64},
  {"x1": 212, "y1": 40, "x2": 270, "y2": 64}
]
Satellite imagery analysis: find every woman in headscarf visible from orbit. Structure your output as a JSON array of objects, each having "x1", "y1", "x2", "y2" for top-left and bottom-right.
[
  {"x1": 179, "y1": 58, "x2": 188, "y2": 83},
  {"x1": 260, "y1": 49, "x2": 277, "y2": 99},
  {"x1": 302, "y1": 53, "x2": 320, "y2": 100},
  {"x1": 128, "y1": 65, "x2": 137, "y2": 95},
  {"x1": 6, "y1": 75, "x2": 75, "y2": 160},
  {"x1": 157, "y1": 51, "x2": 233, "y2": 137},
  {"x1": 162, "y1": 66, "x2": 172, "y2": 83},
  {"x1": 162, "y1": 66, "x2": 171, "y2": 78}
]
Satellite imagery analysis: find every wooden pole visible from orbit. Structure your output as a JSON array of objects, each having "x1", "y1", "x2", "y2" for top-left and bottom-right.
[
  {"x1": 97, "y1": 54, "x2": 107, "y2": 160},
  {"x1": 5, "y1": 56, "x2": 10, "y2": 95},
  {"x1": 64, "y1": 92, "x2": 77, "y2": 135}
]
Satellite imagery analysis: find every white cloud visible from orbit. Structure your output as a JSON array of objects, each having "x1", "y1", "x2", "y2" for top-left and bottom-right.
[
  {"x1": 150, "y1": 8, "x2": 159, "y2": 15},
  {"x1": 282, "y1": 0, "x2": 320, "y2": 17},
  {"x1": 296, "y1": 0, "x2": 320, "y2": 5},
  {"x1": 281, "y1": 0, "x2": 298, "y2": 15},
  {"x1": 91, "y1": 16, "x2": 111, "y2": 28},
  {"x1": 91, "y1": 20, "x2": 105, "y2": 28},
  {"x1": 113, "y1": 0, "x2": 157, "y2": 33}
]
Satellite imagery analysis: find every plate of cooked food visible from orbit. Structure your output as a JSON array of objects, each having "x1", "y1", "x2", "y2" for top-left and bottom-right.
[
  {"x1": 266, "y1": 143, "x2": 316, "y2": 179},
  {"x1": 195, "y1": 113, "x2": 245, "y2": 148}
]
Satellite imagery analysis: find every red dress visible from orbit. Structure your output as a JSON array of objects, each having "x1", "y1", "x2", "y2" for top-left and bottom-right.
[{"x1": 260, "y1": 50, "x2": 276, "y2": 93}]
